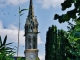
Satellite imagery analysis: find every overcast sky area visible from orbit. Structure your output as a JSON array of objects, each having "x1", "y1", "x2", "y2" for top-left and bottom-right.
[{"x1": 0, "y1": 0, "x2": 74, "y2": 60}]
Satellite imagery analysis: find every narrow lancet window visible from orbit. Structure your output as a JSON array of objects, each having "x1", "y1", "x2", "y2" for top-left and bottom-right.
[
  {"x1": 33, "y1": 36, "x2": 36, "y2": 49},
  {"x1": 28, "y1": 36, "x2": 32, "y2": 49}
]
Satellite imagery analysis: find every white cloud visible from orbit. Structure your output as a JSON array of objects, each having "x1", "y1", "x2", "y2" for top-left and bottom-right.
[
  {"x1": 37, "y1": 0, "x2": 64, "y2": 9},
  {"x1": 0, "y1": 20, "x2": 3, "y2": 29},
  {"x1": 38, "y1": 34, "x2": 43, "y2": 44},
  {"x1": 39, "y1": 53, "x2": 45, "y2": 60},
  {"x1": 0, "y1": 20, "x2": 43, "y2": 45},
  {"x1": 6, "y1": 0, "x2": 28, "y2": 5},
  {"x1": 0, "y1": 0, "x2": 28, "y2": 7}
]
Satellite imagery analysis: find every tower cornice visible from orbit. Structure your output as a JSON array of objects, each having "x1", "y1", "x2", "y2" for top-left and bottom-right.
[
  {"x1": 24, "y1": 49, "x2": 39, "y2": 53},
  {"x1": 24, "y1": 32, "x2": 39, "y2": 36}
]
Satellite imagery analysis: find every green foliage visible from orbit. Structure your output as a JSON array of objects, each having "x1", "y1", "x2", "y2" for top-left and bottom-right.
[
  {"x1": 45, "y1": 25, "x2": 57, "y2": 60},
  {"x1": 0, "y1": 35, "x2": 26, "y2": 60},
  {"x1": 45, "y1": 25, "x2": 74, "y2": 60},
  {"x1": 36, "y1": 57, "x2": 39, "y2": 60},
  {"x1": 17, "y1": 57, "x2": 25, "y2": 60},
  {"x1": 54, "y1": 0, "x2": 80, "y2": 23},
  {"x1": 67, "y1": 20, "x2": 80, "y2": 59},
  {"x1": 49, "y1": 0, "x2": 80, "y2": 59},
  {"x1": 0, "y1": 35, "x2": 15, "y2": 60},
  {"x1": 0, "y1": 35, "x2": 13, "y2": 53}
]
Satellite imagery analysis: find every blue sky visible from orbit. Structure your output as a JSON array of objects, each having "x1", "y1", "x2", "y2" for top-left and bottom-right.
[{"x1": 0, "y1": 0, "x2": 73, "y2": 60}]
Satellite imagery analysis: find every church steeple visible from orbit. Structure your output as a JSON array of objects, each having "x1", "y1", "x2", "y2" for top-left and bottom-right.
[
  {"x1": 24, "y1": 0, "x2": 39, "y2": 60},
  {"x1": 28, "y1": 0, "x2": 34, "y2": 19},
  {"x1": 25, "y1": 0, "x2": 38, "y2": 34}
]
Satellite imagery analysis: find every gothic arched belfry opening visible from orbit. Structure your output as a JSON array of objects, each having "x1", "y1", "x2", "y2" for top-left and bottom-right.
[{"x1": 24, "y1": 0, "x2": 39, "y2": 60}]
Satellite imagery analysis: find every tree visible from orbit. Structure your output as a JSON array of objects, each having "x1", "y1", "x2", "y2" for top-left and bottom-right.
[
  {"x1": 67, "y1": 21, "x2": 80, "y2": 60},
  {"x1": 54, "y1": 0, "x2": 80, "y2": 23},
  {"x1": 45, "y1": 25, "x2": 57, "y2": 60},
  {"x1": 53, "y1": 0, "x2": 80, "y2": 59},
  {"x1": 0, "y1": 35, "x2": 14, "y2": 60},
  {"x1": 57, "y1": 29, "x2": 75, "y2": 60},
  {"x1": 45, "y1": 25, "x2": 73, "y2": 60}
]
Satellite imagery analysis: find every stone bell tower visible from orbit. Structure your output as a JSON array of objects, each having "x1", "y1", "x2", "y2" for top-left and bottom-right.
[{"x1": 24, "y1": 0, "x2": 39, "y2": 60}]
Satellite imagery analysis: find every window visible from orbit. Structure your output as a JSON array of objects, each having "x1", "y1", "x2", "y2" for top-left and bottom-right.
[
  {"x1": 31, "y1": 26, "x2": 32, "y2": 30},
  {"x1": 36, "y1": 25, "x2": 38, "y2": 28},
  {"x1": 28, "y1": 36, "x2": 31, "y2": 49},
  {"x1": 31, "y1": 21, "x2": 32, "y2": 23},
  {"x1": 33, "y1": 22, "x2": 34, "y2": 27},
  {"x1": 26, "y1": 26, "x2": 28, "y2": 32},
  {"x1": 33, "y1": 36, "x2": 36, "y2": 49},
  {"x1": 31, "y1": 14, "x2": 32, "y2": 19}
]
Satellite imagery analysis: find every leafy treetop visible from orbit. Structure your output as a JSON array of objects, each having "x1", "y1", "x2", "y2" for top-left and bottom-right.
[{"x1": 54, "y1": 0, "x2": 80, "y2": 23}]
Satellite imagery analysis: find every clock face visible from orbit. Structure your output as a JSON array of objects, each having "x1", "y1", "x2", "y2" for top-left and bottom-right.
[{"x1": 30, "y1": 54, "x2": 34, "y2": 59}]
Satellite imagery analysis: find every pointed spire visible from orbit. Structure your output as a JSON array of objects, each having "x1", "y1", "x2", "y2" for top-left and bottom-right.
[{"x1": 28, "y1": 0, "x2": 34, "y2": 19}]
